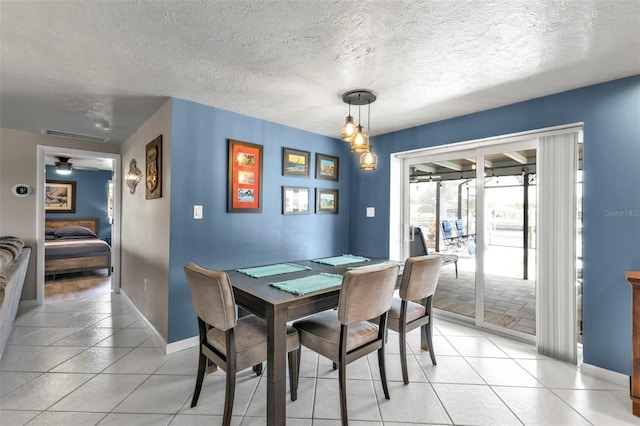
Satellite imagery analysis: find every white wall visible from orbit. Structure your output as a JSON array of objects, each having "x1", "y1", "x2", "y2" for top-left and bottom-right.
[
  {"x1": 120, "y1": 99, "x2": 172, "y2": 340},
  {"x1": 0, "y1": 129, "x2": 119, "y2": 300}
]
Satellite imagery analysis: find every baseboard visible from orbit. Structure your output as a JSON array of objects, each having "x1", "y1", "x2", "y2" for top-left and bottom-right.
[
  {"x1": 119, "y1": 290, "x2": 198, "y2": 355},
  {"x1": 18, "y1": 299, "x2": 38, "y2": 308},
  {"x1": 580, "y1": 362, "x2": 629, "y2": 387},
  {"x1": 166, "y1": 335, "x2": 199, "y2": 354}
]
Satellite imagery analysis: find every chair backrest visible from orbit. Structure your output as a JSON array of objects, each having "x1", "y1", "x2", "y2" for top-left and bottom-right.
[
  {"x1": 337, "y1": 263, "x2": 400, "y2": 325},
  {"x1": 184, "y1": 263, "x2": 237, "y2": 331},
  {"x1": 399, "y1": 255, "x2": 442, "y2": 302},
  {"x1": 409, "y1": 226, "x2": 429, "y2": 256},
  {"x1": 441, "y1": 220, "x2": 455, "y2": 241},
  {"x1": 455, "y1": 219, "x2": 464, "y2": 235}
]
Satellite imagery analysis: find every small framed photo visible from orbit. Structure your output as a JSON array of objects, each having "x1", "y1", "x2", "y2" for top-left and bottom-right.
[
  {"x1": 45, "y1": 180, "x2": 76, "y2": 213},
  {"x1": 282, "y1": 186, "x2": 310, "y2": 215},
  {"x1": 316, "y1": 153, "x2": 339, "y2": 181},
  {"x1": 282, "y1": 147, "x2": 310, "y2": 177},
  {"x1": 316, "y1": 188, "x2": 338, "y2": 214}
]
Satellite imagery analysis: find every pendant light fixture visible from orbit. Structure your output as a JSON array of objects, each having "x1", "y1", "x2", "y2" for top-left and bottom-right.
[
  {"x1": 341, "y1": 100, "x2": 356, "y2": 142},
  {"x1": 340, "y1": 90, "x2": 379, "y2": 170}
]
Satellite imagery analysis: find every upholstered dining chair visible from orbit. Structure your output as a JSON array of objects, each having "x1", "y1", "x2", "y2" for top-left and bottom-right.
[
  {"x1": 184, "y1": 263, "x2": 300, "y2": 426},
  {"x1": 292, "y1": 263, "x2": 400, "y2": 426},
  {"x1": 388, "y1": 254, "x2": 442, "y2": 385}
]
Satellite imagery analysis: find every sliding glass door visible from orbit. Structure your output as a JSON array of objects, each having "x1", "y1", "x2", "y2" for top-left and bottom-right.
[{"x1": 404, "y1": 140, "x2": 538, "y2": 338}]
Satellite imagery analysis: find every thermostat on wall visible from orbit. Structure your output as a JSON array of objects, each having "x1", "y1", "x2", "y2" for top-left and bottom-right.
[{"x1": 12, "y1": 184, "x2": 32, "y2": 197}]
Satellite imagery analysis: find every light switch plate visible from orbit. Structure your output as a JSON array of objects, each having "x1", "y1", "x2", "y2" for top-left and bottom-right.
[
  {"x1": 366, "y1": 207, "x2": 375, "y2": 217},
  {"x1": 194, "y1": 205, "x2": 203, "y2": 219}
]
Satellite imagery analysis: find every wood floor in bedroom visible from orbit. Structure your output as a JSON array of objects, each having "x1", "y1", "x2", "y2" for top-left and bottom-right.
[{"x1": 44, "y1": 269, "x2": 111, "y2": 302}]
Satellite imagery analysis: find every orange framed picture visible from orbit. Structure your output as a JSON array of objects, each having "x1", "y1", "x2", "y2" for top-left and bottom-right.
[{"x1": 228, "y1": 139, "x2": 263, "y2": 212}]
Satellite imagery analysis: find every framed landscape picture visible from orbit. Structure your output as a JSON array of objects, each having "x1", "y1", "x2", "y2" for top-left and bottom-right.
[
  {"x1": 316, "y1": 188, "x2": 338, "y2": 214},
  {"x1": 45, "y1": 180, "x2": 76, "y2": 213},
  {"x1": 282, "y1": 186, "x2": 310, "y2": 214},
  {"x1": 316, "y1": 153, "x2": 339, "y2": 181},
  {"x1": 228, "y1": 139, "x2": 263, "y2": 212},
  {"x1": 282, "y1": 147, "x2": 310, "y2": 177}
]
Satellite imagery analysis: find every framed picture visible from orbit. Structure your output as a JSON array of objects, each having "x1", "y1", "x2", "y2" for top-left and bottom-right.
[
  {"x1": 282, "y1": 186, "x2": 310, "y2": 215},
  {"x1": 145, "y1": 135, "x2": 162, "y2": 199},
  {"x1": 316, "y1": 188, "x2": 338, "y2": 214},
  {"x1": 45, "y1": 180, "x2": 76, "y2": 213},
  {"x1": 316, "y1": 153, "x2": 339, "y2": 181},
  {"x1": 282, "y1": 147, "x2": 310, "y2": 177},
  {"x1": 228, "y1": 139, "x2": 263, "y2": 212}
]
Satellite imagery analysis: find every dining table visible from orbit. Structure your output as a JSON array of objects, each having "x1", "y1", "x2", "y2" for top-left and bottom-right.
[{"x1": 225, "y1": 255, "x2": 393, "y2": 425}]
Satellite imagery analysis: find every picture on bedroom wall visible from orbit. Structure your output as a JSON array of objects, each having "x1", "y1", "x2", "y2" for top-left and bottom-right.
[
  {"x1": 145, "y1": 135, "x2": 162, "y2": 199},
  {"x1": 45, "y1": 180, "x2": 76, "y2": 213},
  {"x1": 228, "y1": 139, "x2": 263, "y2": 212}
]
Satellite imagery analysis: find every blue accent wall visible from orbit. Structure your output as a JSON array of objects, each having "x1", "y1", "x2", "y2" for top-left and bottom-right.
[
  {"x1": 349, "y1": 75, "x2": 640, "y2": 375},
  {"x1": 45, "y1": 166, "x2": 113, "y2": 241},
  {"x1": 167, "y1": 98, "x2": 351, "y2": 342}
]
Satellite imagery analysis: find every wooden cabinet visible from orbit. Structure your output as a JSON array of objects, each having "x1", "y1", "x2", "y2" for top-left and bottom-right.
[{"x1": 628, "y1": 270, "x2": 640, "y2": 417}]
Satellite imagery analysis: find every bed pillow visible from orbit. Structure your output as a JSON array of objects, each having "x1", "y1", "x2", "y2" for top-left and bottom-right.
[
  {"x1": 45, "y1": 227, "x2": 56, "y2": 235},
  {"x1": 54, "y1": 226, "x2": 97, "y2": 239},
  {"x1": 45, "y1": 234, "x2": 57, "y2": 240}
]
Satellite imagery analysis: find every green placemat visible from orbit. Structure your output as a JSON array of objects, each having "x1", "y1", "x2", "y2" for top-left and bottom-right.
[
  {"x1": 237, "y1": 262, "x2": 311, "y2": 278},
  {"x1": 311, "y1": 254, "x2": 370, "y2": 267},
  {"x1": 270, "y1": 273, "x2": 343, "y2": 295}
]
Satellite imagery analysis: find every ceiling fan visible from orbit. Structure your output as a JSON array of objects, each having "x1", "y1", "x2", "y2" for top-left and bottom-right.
[{"x1": 52, "y1": 156, "x2": 103, "y2": 175}]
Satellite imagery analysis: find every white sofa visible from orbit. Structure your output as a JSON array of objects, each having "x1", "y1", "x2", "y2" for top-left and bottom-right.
[{"x1": 0, "y1": 245, "x2": 30, "y2": 358}]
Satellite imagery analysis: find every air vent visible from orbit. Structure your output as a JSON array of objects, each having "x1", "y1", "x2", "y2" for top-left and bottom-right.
[{"x1": 41, "y1": 129, "x2": 110, "y2": 143}]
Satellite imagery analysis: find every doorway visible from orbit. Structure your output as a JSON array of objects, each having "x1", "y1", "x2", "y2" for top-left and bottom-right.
[
  {"x1": 392, "y1": 124, "x2": 582, "y2": 349},
  {"x1": 36, "y1": 146, "x2": 121, "y2": 304}
]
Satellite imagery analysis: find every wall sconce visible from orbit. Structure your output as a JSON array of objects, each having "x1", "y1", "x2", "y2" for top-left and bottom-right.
[{"x1": 125, "y1": 159, "x2": 142, "y2": 194}]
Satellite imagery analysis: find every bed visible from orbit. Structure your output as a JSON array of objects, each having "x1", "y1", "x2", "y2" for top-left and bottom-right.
[{"x1": 44, "y1": 218, "x2": 111, "y2": 277}]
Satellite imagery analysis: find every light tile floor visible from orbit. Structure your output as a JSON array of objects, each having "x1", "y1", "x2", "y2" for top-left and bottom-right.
[{"x1": 0, "y1": 291, "x2": 636, "y2": 425}]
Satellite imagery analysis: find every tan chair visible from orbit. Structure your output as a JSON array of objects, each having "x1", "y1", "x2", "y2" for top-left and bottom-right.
[
  {"x1": 184, "y1": 263, "x2": 300, "y2": 426},
  {"x1": 389, "y1": 255, "x2": 442, "y2": 384},
  {"x1": 293, "y1": 263, "x2": 400, "y2": 425}
]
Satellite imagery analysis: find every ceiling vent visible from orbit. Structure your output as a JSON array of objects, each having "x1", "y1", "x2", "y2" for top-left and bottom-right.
[{"x1": 41, "y1": 129, "x2": 110, "y2": 143}]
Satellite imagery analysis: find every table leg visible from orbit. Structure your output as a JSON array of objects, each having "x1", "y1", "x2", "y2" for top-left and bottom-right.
[{"x1": 266, "y1": 306, "x2": 288, "y2": 425}]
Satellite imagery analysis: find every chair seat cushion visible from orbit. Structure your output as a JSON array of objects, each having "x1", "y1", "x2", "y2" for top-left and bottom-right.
[
  {"x1": 293, "y1": 310, "x2": 379, "y2": 362},
  {"x1": 386, "y1": 298, "x2": 426, "y2": 332},
  {"x1": 206, "y1": 315, "x2": 299, "y2": 372}
]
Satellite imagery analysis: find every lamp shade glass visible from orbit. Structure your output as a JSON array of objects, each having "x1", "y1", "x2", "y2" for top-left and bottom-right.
[
  {"x1": 360, "y1": 149, "x2": 378, "y2": 170},
  {"x1": 350, "y1": 125, "x2": 369, "y2": 153},
  {"x1": 341, "y1": 115, "x2": 356, "y2": 142}
]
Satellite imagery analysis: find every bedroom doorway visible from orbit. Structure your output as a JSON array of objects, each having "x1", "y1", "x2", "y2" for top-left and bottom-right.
[{"x1": 36, "y1": 146, "x2": 121, "y2": 304}]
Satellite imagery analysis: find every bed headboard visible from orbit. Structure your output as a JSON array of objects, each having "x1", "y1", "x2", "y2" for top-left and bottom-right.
[{"x1": 45, "y1": 218, "x2": 99, "y2": 235}]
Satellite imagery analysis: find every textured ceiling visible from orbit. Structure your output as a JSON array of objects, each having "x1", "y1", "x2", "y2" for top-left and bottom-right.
[{"x1": 1, "y1": 1, "x2": 639, "y2": 145}]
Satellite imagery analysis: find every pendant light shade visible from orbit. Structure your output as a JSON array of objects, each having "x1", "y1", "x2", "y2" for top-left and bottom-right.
[
  {"x1": 341, "y1": 115, "x2": 356, "y2": 142},
  {"x1": 351, "y1": 125, "x2": 369, "y2": 153},
  {"x1": 360, "y1": 147, "x2": 378, "y2": 170}
]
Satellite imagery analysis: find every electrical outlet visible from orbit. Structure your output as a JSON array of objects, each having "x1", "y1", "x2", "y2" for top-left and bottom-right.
[{"x1": 144, "y1": 278, "x2": 148, "y2": 292}]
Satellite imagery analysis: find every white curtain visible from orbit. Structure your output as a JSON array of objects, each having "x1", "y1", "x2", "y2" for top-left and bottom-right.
[{"x1": 537, "y1": 132, "x2": 579, "y2": 364}]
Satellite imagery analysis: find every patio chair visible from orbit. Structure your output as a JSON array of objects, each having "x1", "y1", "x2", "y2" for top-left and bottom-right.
[
  {"x1": 454, "y1": 219, "x2": 476, "y2": 255},
  {"x1": 410, "y1": 226, "x2": 458, "y2": 278},
  {"x1": 441, "y1": 220, "x2": 461, "y2": 253}
]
